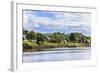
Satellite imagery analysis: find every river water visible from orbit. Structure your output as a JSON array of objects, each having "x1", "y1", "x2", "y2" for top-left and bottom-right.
[{"x1": 23, "y1": 47, "x2": 91, "y2": 63}]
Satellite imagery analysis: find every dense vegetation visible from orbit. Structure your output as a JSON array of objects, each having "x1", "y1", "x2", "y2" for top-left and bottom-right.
[{"x1": 23, "y1": 30, "x2": 91, "y2": 52}]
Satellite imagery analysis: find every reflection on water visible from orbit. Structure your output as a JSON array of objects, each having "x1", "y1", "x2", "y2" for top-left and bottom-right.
[{"x1": 23, "y1": 47, "x2": 91, "y2": 63}]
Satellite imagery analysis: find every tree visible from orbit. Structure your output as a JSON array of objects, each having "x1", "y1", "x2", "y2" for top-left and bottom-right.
[
  {"x1": 26, "y1": 31, "x2": 37, "y2": 40},
  {"x1": 36, "y1": 33, "x2": 45, "y2": 45},
  {"x1": 48, "y1": 32, "x2": 65, "y2": 43},
  {"x1": 23, "y1": 30, "x2": 28, "y2": 34},
  {"x1": 65, "y1": 34, "x2": 70, "y2": 42},
  {"x1": 69, "y1": 33, "x2": 76, "y2": 42},
  {"x1": 74, "y1": 33, "x2": 82, "y2": 43},
  {"x1": 84, "y1": 36, "x2": 91, "y2": 44}
]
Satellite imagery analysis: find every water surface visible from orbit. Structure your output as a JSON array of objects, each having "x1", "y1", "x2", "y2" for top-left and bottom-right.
[{"x1": 23, "y1": 47, "x2": 91, "y2": 63}]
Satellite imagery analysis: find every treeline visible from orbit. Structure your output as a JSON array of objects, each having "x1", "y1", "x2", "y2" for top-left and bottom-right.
[
  {"x1": 23, "y1": 30, "x2": 91, "y2": 52},
  {"x1": 23, "y1": 30, "x2": 91, "y2": 44}
]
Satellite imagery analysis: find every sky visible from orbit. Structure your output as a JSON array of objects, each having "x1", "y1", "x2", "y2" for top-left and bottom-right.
[{"x1": 23, "y1": 10, "x2": 91, "y2": 36}]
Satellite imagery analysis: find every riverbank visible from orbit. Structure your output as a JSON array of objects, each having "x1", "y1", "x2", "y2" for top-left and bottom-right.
[
  {"x1": 23, "y1": 40, "x2": 91, "y2": 52},
  {"x1": 23, "y1": 47, "x2": 91, "y2": 54}
]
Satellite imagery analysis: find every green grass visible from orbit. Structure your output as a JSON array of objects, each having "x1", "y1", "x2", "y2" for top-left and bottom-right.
[{"x1": 23, "y1": 40, "x2": 90, "y2": 52}]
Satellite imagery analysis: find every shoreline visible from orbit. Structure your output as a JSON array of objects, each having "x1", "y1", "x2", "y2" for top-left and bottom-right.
[{"x1": 23, "y1": 47, "x2": 91, "y2": 54}]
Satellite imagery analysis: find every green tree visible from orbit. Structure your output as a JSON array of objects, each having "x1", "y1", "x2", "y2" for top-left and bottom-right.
[
  {"x1": 74, "y1": 33, "x2": 82, "y2": 43},
  {"x1": 48, "y1": 32, "x2": 65, "y2": 43},
  {"x1": 65, "y1": 34, "x2": 70, "y2": 42},
  {"x1": 69, "y1": 33, "x2": 76, "y2": 42},
  {"x1": 23, "y1": 30, "x2": 28, "y2": 34},
  {"x1": 36, "y1": 33, "x2": 45, "y2": 45},
  {"x1": 26, "y1": 31, "x2": 37, "y2": 40}
]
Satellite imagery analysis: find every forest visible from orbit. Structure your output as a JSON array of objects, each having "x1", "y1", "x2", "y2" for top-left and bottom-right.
[{"x1": 23, "y1": 30, "x2": 91, "y2": 52}]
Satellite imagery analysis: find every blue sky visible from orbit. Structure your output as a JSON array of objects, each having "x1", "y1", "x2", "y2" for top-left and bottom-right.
[{"x1": 23, "y1": 10, "x2": 91, "y2": 36}]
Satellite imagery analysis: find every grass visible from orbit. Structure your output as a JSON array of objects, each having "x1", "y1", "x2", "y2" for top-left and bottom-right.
[{"x1": 23, "y1": 40, "x2": 90, "y2": 52}]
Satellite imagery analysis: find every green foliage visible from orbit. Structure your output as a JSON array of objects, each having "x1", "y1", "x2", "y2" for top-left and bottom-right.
[
  {"x1": 23, "y1": 30, "x2": 91, "y2": 44},
  {"x1": 26, "y1": 31, "x2": 37, "y2": 40},
  {"x1": 36, "y1": 33, "x2": 46, "y2": 45},
  {"x1": 23, "y1": 41, "x2": 32, "y2": 51},
  {"x1": 48, "y1": 32, "x2": 65, "y2": 43},
  {"x1": 23, "y1": 30, "x2": 91, "y2": 52},
  {"x1": 23, "y1": 30, "x2": 28, "y2": 34},
  {"x1": 69, "y1": 33, "x2": 76, "y2": 42}
]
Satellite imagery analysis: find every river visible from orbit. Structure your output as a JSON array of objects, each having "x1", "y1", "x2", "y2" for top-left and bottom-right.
[{"x1": 23, "y1": 47, "x2": 91, "y2": 63}]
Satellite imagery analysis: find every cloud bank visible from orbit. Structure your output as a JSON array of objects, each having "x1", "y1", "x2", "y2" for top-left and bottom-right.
[{"x1": 23, "y1": 10, "x2": 91, "y2": 36}]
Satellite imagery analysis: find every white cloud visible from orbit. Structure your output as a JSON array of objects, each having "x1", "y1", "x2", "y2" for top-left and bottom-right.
[{"x1": 23, "y1": 11, "x2": 91, "y2": 32}]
